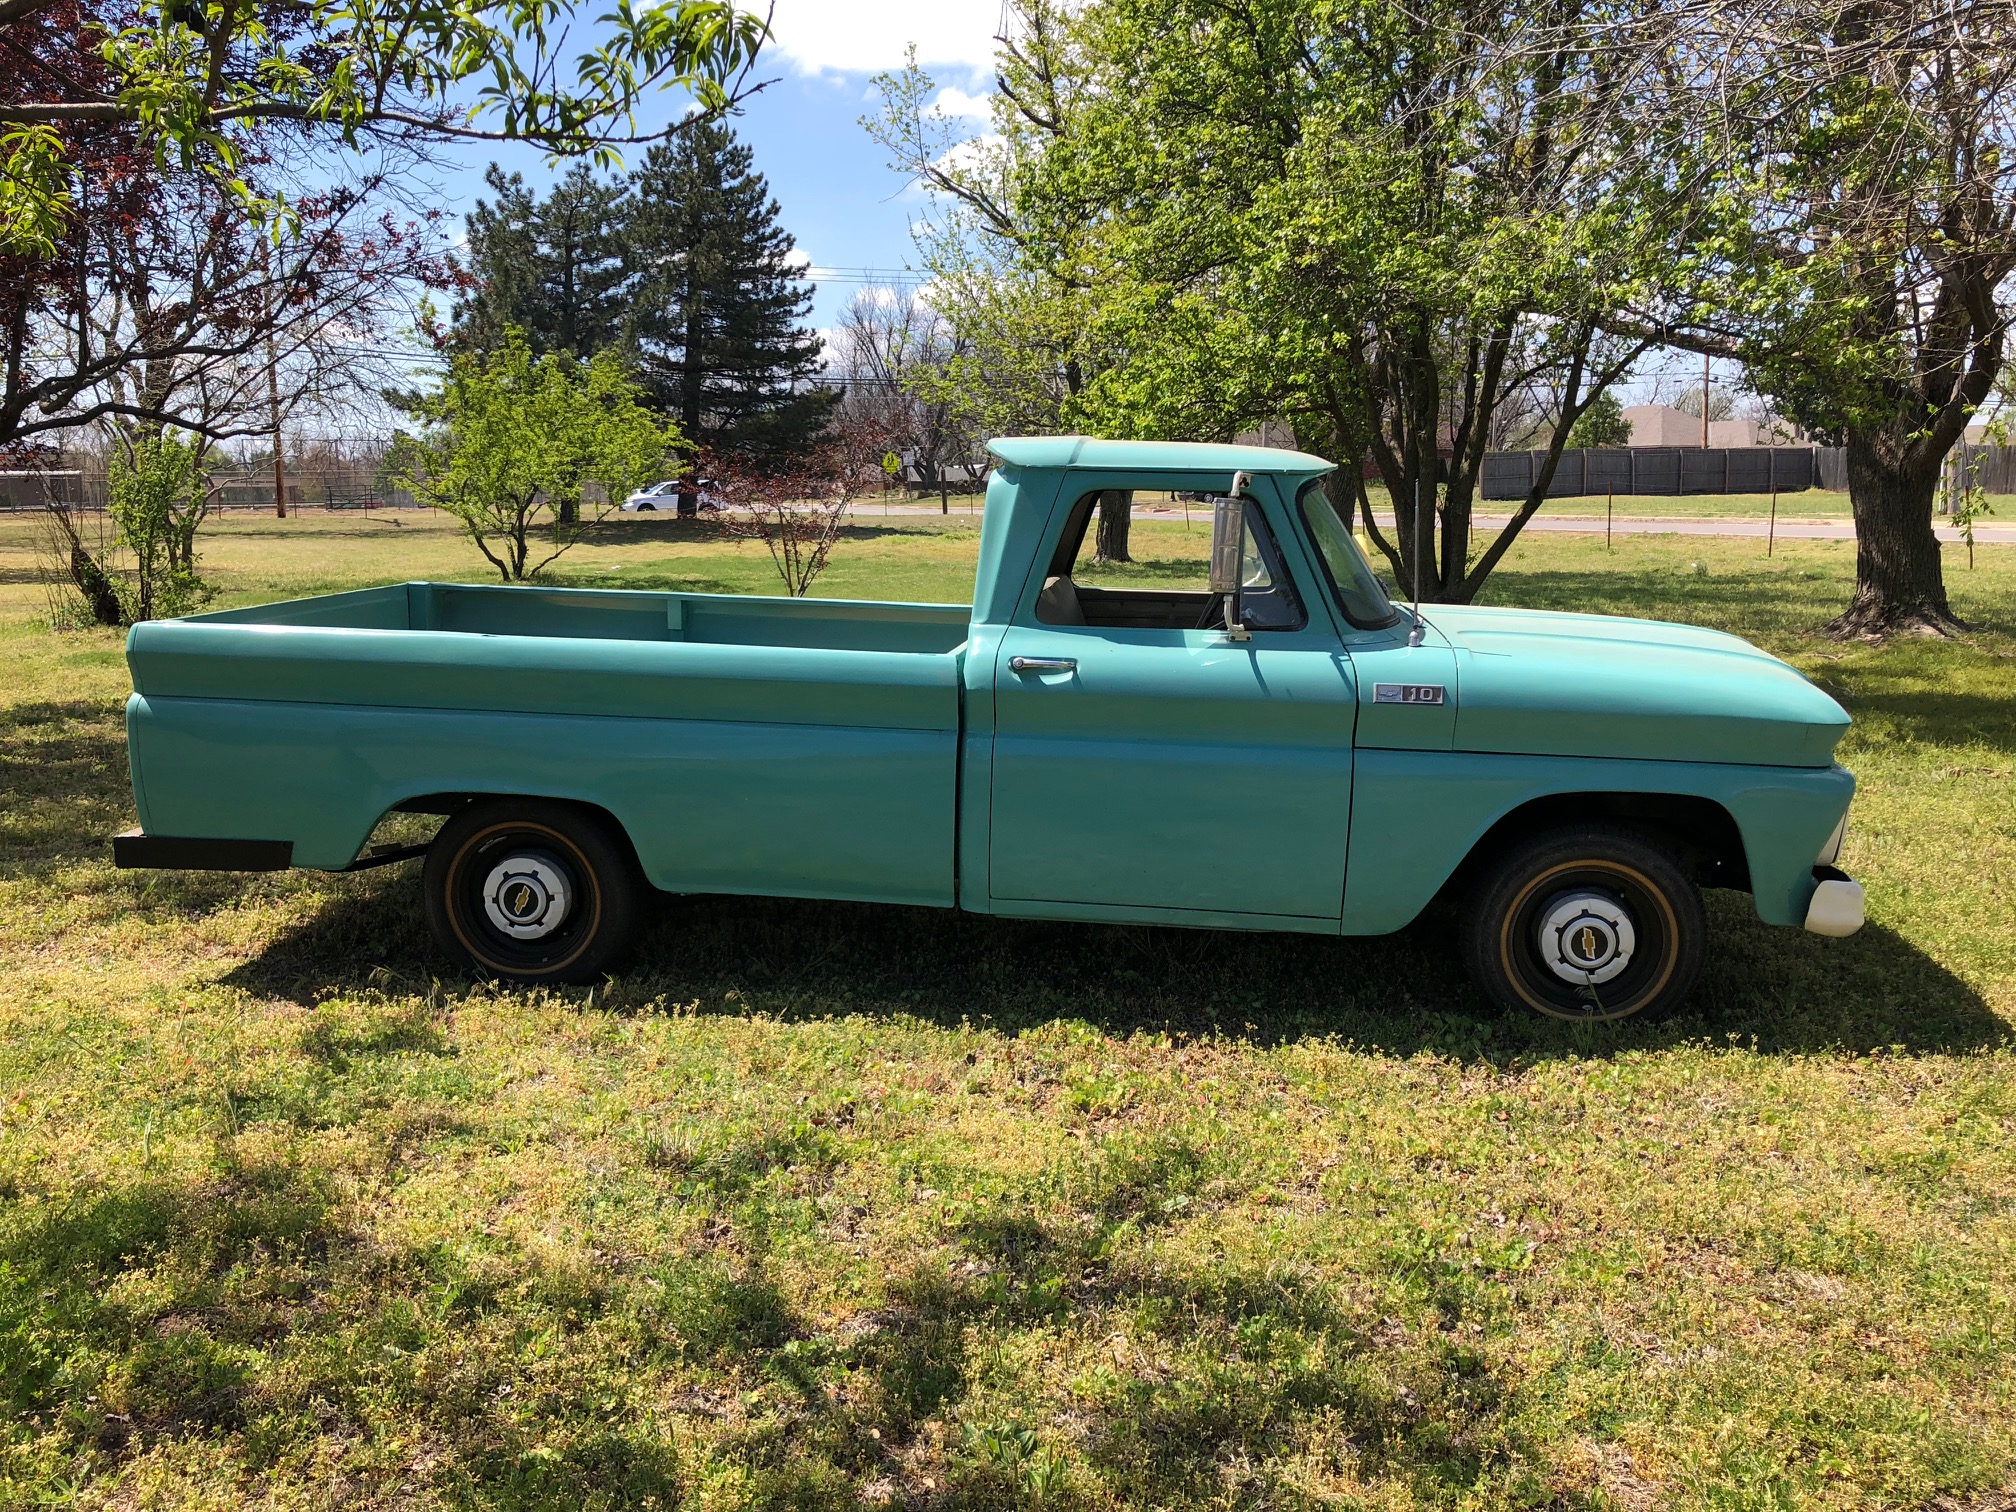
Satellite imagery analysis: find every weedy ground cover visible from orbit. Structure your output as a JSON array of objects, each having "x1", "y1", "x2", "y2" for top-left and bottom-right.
[{"x1": 1, "y1": 510, "x2": 2012, "y2": 1510}]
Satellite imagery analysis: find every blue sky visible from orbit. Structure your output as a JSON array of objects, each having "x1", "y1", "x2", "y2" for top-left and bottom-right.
[
  {"x1": 428, "y1": 0, "x2": 1002, "y2": 335},
  {"x1": 414, "y1": 0, "x2": 1736, "y2": 411}
]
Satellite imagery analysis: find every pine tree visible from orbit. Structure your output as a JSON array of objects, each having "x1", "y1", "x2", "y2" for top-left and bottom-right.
[
  {"x1": 626, "y1": 124, "x2": 831, "y2": 482},
  {"x1": 454, "y1": 165, "x2": 629, "y2": 358}
]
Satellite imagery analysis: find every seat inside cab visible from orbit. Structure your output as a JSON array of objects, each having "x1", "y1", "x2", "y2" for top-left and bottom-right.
[{"x1": 1033, "y1": 490, "x2": 1305, "y2": 632}]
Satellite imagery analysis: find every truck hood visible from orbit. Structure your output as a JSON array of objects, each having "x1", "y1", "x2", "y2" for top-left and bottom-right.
[{"x1": 1423, "y1": 603, "x2": 1850, "y2": 768}]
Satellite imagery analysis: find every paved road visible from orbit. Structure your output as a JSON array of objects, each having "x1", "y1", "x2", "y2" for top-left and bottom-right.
[
  {"x1": 885, "y1": 503, "x2": 2016, "y2": 543},
  {"x1": 1432, "y1": 514, "x2": 2016, "y2": 543},
  {"x1": 857, "y1": 500, "x2": 2016, "y2": 542}
]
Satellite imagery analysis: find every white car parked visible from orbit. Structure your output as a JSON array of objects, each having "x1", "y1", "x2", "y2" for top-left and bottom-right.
[{"x1": 621, "y1": 479, "x2": 720, "y2": 511}]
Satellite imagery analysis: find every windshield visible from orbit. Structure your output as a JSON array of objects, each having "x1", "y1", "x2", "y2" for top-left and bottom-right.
[{"x1": 1297, "y1": 480, "x2": 1400, "y2": 628}]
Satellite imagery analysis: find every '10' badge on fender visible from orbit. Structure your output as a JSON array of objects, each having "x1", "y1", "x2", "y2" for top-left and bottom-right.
[{"x1": 1373, "y1": 683, "x2": 1447, "y2": 705}]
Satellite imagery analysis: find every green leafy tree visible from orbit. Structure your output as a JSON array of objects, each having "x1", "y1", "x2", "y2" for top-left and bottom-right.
[
  {"x1": 874, "y1": 0, "x2": 1695, "y2": 604},
  {"x1": 108, "y1": 433, "x2": 212, "y2": 621},
  {"x1": 1567, "y1": 390, "x2": 1633, "y2": 450},
  {"x1": 395, "y1": 332, "x2": 676, "y2": 581},
  {"x1": 1640, "y1": 0, "x2": 2016, "y2": 636},
  {"x1": 0, "y1": 0, "x2": 766, "y2": 250},
  {"x1": 46, "y1": 431, "x2": 213, "y2": 626},
  {"x1": 627, "y1": 122, "x2": 832, "y2": 486},
  {"x1": 454, "y1": 165, "x2": 630, "y2": 359}
]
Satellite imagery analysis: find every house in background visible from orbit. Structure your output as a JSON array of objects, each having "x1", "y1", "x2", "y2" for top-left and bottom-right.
[{"x1": 1621, "y1": 404, "x2": 1804, "y2": 448}]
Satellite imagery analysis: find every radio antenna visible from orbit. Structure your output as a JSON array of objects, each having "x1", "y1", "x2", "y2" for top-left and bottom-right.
[{"x1": 1408, "y1": 468, "x2": 1428, "y2": 646}]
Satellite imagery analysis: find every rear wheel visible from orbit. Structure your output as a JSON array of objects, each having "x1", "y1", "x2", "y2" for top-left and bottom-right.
[
  {"x1": 1462, "y1": 824, "x2": 1704, "y2": 1022},
  {"x1": 423, "y1": 799, "x2": 641, "y2": 983}
]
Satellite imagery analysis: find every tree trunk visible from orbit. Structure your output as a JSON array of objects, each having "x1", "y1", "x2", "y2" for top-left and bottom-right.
[
  {"x1": 679, "y1": 263, "x2": 704, "y2": 520},
  {"x1": 1095, "y1": 489, "x2": 1132, "y2": 563},
  {"x1": 71, "y1": 543, "x2": 124, "y2": 626},
  {"x1": 1827, "y1": 428, "x2": 1962, "y2": 638}
]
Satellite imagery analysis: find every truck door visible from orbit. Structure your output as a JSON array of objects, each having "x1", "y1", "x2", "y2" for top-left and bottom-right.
[{"x1": 986, "y1": 484, "x2": 1356, "y2": 924}]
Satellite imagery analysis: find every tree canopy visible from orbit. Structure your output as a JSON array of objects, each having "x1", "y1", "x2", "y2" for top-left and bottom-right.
[
  {"x1": 395, "y1": 331, "x2": 676, "y2": 580},
  {"x1": 626, "y1": 122, "x2": 831, "y2": 461},
  {"x1": 875, "y1": 0, "x2": 1700, "y2": 604},
  {"x1": 0, "y1": 0, "x2": 766, "y2": 252},
  {"x1": 1626, "y1": 0, "x2": 2016, "y2": 636},
  {"x1": 449, "y1": 124, "x2": 831, "y2": 473},
  {"x1": 453, "y1": 165, "x2": 629, "y2": 360}
]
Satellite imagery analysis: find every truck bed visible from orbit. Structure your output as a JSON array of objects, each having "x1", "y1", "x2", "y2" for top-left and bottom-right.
[
  {"x1": 193, "y1": 581, "x2": 972, "y2": 655},
  {"x1": 124, "y1": 582, "x2": 972, "y2": 901}
]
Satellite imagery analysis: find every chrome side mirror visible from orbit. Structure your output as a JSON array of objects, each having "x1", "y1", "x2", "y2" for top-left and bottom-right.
[
  {"x1": 1207, "y1": 493, "x2": 1245, "y2": 597},
  {"x1": 1207, "y1": 472, "x2": 1253, "y2": 641}
]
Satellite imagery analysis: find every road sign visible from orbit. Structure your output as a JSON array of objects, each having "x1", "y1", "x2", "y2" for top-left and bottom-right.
[{"x1": 882, "y1": 451, "x2": 902, "y2": 476}]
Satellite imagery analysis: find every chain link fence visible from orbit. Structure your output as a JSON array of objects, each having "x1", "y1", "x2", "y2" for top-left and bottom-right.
[{"x1": 1, "y1": 465, "x2": 421, "y2": 513}]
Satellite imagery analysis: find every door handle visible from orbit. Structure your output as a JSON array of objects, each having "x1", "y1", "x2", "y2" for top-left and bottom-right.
[{"x1": 1009, "y1": 655, "x2": 1078, "y2": 675}]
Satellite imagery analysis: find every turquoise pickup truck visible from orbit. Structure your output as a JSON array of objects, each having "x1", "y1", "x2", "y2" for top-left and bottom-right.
[{"x1": 115, "y1": 438, "x2": 1862, "y2": 1022}]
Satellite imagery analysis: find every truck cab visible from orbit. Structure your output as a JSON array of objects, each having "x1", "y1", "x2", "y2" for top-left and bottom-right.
[{"x1": 116, "y1": 437, "x2": 1862, "y2": 1021}]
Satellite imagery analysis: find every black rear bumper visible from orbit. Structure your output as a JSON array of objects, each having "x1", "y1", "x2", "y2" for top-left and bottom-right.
[{"x1": 113, "y1": 829, "x2": 293, "y2": 871}]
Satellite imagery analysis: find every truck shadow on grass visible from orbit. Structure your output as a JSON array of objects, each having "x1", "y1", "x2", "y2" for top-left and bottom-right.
[
  {"x1": 0, "y1": 698, "x2": 133, "y2": 868},
  {"x1": 227, "y1": 873, "x2": 2007, "y2": 1062}
]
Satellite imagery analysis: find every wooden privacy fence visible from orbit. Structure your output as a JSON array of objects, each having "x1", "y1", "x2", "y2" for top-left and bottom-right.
[
  {"x1": 1482, "y1": 447, "x2": 1819, "y2": 501},
  {"x1": 1814, "y1": 443, "x2": 2016, "y2": 507}
]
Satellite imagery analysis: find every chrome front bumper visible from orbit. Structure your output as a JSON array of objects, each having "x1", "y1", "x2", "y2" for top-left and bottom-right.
[{"x1": 1803, "y1": 866, "x2": 1865, "y2": 937}]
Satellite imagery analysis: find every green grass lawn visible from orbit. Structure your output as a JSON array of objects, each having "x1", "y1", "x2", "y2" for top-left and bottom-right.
[{"x1": 3, "y1": 509, "x2": 2014, "y2": 1511}]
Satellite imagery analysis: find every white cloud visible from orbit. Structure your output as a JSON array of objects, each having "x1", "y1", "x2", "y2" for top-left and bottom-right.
[
  {"x1": 761, "y1": 0, "x2": 1000, "y2": 76},
  {"x1": 932, "y1": 132, "x2": 1003, "y2": 176},
  {"x1": 929, "y1": 85, "x2": 994, "y2": 122}
]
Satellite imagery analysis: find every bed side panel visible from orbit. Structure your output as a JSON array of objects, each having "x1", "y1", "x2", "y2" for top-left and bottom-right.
[
  {"x1": 125, "y1": 694, "x2": 957, "y2": 904},
  {"x1": 126, "y1": 622, "x2": 958, "y2": 732}
]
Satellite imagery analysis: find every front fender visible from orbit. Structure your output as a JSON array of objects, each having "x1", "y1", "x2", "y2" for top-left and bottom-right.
[{"x1": 1341, "y1": 749, "x2": 1854, "y2": 934}]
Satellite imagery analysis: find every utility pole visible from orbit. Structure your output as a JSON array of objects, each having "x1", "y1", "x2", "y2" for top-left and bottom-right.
[
  {"x1": 266, "y1": 339, "x2": 287, "y2": 520},
  {"x1": 263, "y1": 238, "x2": 287, "y2": 519},
  {"x1": 1701, "y1": 352, "x2": 1711, "y2": 450}
]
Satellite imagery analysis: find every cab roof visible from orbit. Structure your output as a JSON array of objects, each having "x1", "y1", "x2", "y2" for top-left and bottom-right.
[{"x1": 986, "y1": 436, "x2": 1336, "y2": 475}]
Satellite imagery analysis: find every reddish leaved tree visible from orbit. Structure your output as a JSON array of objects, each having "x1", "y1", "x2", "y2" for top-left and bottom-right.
[{"x1": 704, "y1": 418, "x2": 894, "y2": 597}]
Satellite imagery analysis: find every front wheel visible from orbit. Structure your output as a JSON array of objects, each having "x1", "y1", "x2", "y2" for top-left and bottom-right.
[
  {"x1": 1462, "y1": 824, "x2": 1704, "y2": 1022},
  {"x1": 423, "y1": 799, "x2": 642, "y2": 983}
]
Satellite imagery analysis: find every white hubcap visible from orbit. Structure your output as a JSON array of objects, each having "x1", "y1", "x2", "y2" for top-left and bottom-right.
[
  {"x1": 1537, "y1": 890, "x2": 1637, "y2": 985},
  {"x1": 481, "y1": 853, "x2": 573, "y2": 940}
]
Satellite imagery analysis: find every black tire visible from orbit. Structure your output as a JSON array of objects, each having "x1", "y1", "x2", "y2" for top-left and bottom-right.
[
  {"x1": 423, "y1": 799, "x2": 642, "y2": 984},
  {"x1": 1462, "y1": 824, "x2": 1704, "y2": 1023}
]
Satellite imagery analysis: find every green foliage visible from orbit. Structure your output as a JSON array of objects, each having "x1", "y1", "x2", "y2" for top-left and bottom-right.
[
  {"x1": 625, "y1": 123, "x2": 833, "y2": 460},
  {"x1": 453, "y1": 165, "x2": 630, "y2": 360},
  {"x1": 1566, "y1": 391, "x2": 1633, "y2": 449},
  {"x1": 0, "y1": 124, "x2": 70, "y2": 257},
  {"x1": 874, "y1": 0, "x2": 1695, "y2": 603},
  {"x1": 1654, "y1": 4, "x2": 2016, "y2": 631},
  {"x1": 394, "y1": 331, "x2": 676, "y2": 580},
  {"x1": 1, "y1": 0, "x2": 767, "y2": 248},
  {"x1": 106, "y1": 434, "x2": 213, "y2": 623}
]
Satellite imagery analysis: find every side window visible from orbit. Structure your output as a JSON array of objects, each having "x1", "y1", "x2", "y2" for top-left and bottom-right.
[
  {"x1": 1234, "y1": 516, "x2": 1302, "y2": 630},
  {"x1": 1034, "y1": 489, "x2": 1305, "y2": 631},
  {"x1": 1240, "y1": 525, "x2": 1275, "y2": 589}
]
